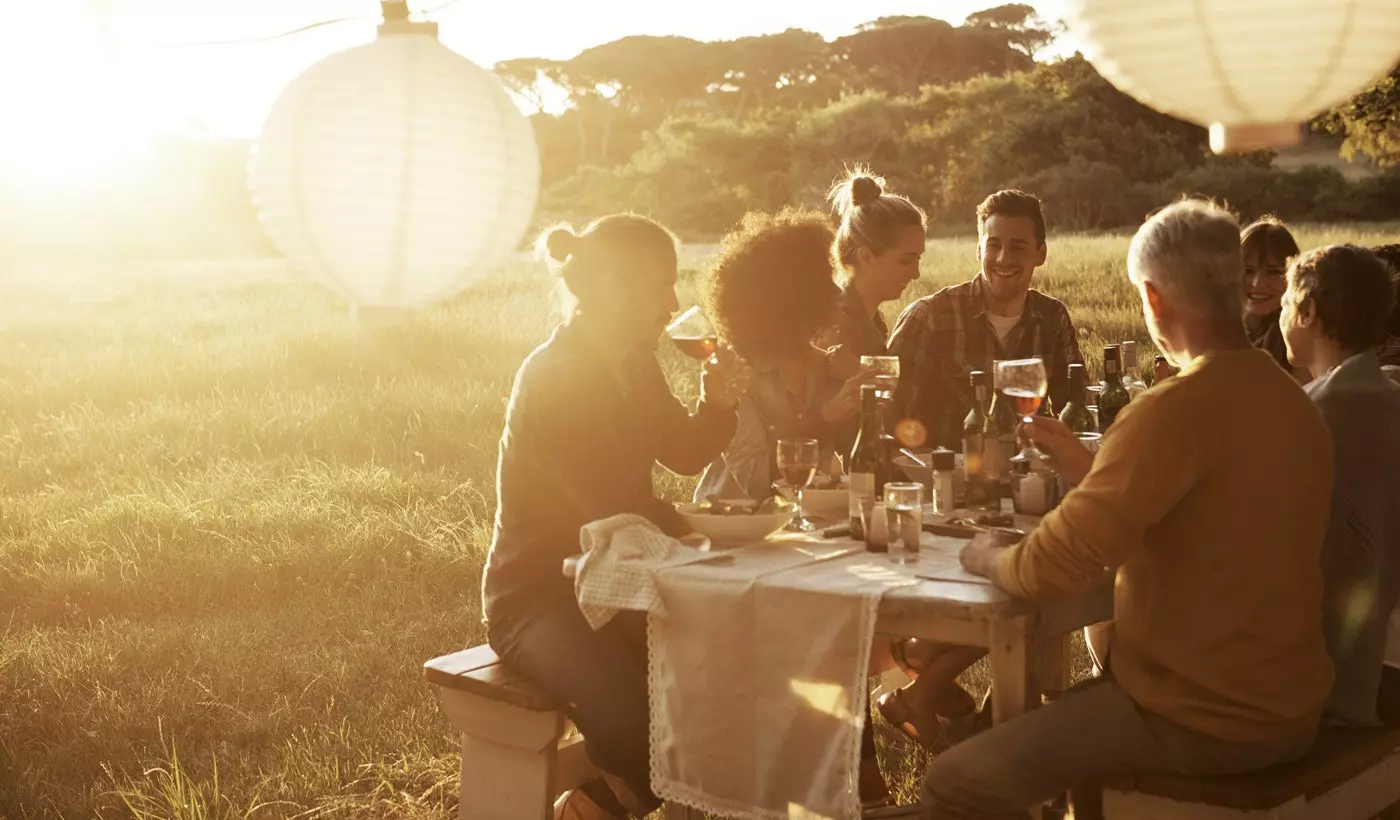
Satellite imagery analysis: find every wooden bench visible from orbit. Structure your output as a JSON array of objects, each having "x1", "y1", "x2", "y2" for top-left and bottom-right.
[
  {"x1": 1083, "y1": 705, "x2": 1400, "y2": 819},
  {"x1": 424, "y1": 645, "x2": 704, "y2": 819}
]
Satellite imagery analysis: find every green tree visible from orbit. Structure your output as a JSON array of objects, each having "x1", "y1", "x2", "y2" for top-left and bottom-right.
[{"x1": 1317, "y1": 62, "x2": 1400, "y2": 168}]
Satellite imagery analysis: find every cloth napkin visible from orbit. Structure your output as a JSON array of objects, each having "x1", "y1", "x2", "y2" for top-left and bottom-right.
[{"x1": 573, "y1": 514, "x2": 722, "y2": 630}]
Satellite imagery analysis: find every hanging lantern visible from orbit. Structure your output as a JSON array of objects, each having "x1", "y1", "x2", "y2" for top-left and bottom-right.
[
  {"x1": 1062, "y1": 0, "x2": 1400, "y2": 153},
  {"x1": 250, "y1": 3, "x2": 539, "y2": 311}
]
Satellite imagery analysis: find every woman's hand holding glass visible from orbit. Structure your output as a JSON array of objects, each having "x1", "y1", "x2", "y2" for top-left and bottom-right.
[
  {"x1": 820, "y1": 366, "x2": 875, "y2": 425},
  {"x1": 701, "y1": 347, "x2": 753, "y2": 410}
]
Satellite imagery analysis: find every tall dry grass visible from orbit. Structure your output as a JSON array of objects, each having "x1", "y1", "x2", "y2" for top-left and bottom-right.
[{"x1": 2, "y1": 225, "x2": 1395, "y2": 818}]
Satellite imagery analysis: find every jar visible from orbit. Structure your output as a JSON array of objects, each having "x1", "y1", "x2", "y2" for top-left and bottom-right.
[
  {"x1": 1010, "y1": 453, "x2": 1055, "y2": 516},
  {"x1": 931, "y1": 448, "x2": 956, "y2": 515}
]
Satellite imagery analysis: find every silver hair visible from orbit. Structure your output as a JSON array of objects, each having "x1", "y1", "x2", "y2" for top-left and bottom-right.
[{"x1": 1128, "y1": 200, "x2": 1244, "y2": 319}]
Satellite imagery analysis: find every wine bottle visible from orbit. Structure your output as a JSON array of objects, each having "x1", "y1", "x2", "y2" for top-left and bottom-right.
[
  {"x1": 1058, "y1": 363, "x2": 1097, "y2": 434},
  {"x1": 963, "y1": 371, "x2": 992, "y2": 510},
  {"x1": 983, "y1": 362, "x2": 1018, "y2": 485},
  {"x1": 1121, "y1": 340, "x2": 1148, "y2": 398},
  {"x1": 1097, "y1": 345, "x2": 1131, "y2": 431},
  {"x1": 1153, "y1": 355, "x2": 1173, "y2": 385},
  {"x1": 848, "y1": 385, "x2": 891, "y2": 542}
]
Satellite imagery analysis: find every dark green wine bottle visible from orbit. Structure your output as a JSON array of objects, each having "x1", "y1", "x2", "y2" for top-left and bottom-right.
[
  {"x1": 963, "y1": 371, "x2": 991, "y2": 510},
  {"x1": 1058, "y1": 363, "x2": 1097, "y2": 434},
  {"x1": 848, "y1": 385, "x2": 891, "y2": 543},
  {"x1": 1097, "y1": 345, "x2": 1131, "y2": 431}
]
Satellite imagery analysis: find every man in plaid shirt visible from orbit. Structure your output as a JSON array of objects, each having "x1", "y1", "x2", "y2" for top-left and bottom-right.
[{"x1": 890, "y1": 190, "x2": 1083, "y2": 448}]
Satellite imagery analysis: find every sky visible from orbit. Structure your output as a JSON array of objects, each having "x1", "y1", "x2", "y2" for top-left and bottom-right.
[
  {"x1": 0, "y1": 0, "x2": 1069, "y2": 184},
  {"x1": 0, "y1": 0, "x2": 1069, "y2": 140}
]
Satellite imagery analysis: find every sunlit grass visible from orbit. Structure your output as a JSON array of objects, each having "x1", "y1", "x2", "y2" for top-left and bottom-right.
[{"x1": 2, "y1": 225, "x2": 1395, "y2": 818}]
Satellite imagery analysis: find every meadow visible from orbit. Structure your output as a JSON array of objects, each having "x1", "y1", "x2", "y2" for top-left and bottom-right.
[{"x1": 2, "y1": 225, "x2": 1396, "y2": 819}]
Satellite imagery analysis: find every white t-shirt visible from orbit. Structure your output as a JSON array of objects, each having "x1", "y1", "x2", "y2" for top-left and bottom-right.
[{"x1": 987, "y1": 312, "x2": 1022, "y2": 346}]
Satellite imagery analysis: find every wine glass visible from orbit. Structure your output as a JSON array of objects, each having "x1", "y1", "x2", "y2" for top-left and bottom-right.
[
  {"x1": 861, "y1": 355, "x2": 900, "y2": 403},
  {"x1": 998, "y1": 358, "x2": 1049, "y2": 461},
  {"x1": 666, "y1": 306, "x2": 718, "y2": 363},
  {"x1": 776, "y1": 438, "x2": 820, "y2": 532}
]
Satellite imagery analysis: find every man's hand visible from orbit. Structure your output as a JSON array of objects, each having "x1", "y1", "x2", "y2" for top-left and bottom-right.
[
  {"x1": 700, "y1": 347, "x2": 753, "y2": 410},
  {"x1": 1019, "y1": 416, "x2": 1095, "y2": 485},
  {"x1": 959, "y1": 529, "x2": 1022, "y2": 584}
]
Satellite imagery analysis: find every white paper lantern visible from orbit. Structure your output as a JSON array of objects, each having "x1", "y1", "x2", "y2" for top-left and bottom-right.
[
  {"x1": 250, "y1": 12, "x2": 539, "y2": 309},
  {"x1": 1062, "y1": 0, "x2": 1400, "y2": 153}
]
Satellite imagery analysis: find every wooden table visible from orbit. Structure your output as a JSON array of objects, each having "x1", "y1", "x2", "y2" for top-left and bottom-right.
[{"x1": 875, "y1": 558, "x2": 1114, "y2": 726}]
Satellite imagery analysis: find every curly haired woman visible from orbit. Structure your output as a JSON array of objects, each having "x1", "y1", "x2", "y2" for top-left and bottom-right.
[{"x1": 694, "y1": 208, "x2": 868, "y2": 501}]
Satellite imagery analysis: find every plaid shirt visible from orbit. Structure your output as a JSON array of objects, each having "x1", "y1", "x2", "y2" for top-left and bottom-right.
[{"x1": 888, "y1": 277, "x2": 1084, "y2": 448}]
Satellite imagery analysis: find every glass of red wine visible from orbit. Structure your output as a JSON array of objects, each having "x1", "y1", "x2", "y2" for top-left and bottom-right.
[
  {"x1": 998, "y1": 357, "x2": 1049, "y2": 462},
  {"x1": 776, "y1": 437, "x2": 820, "y2": 532},
  {"x1": 666, "y1": 306, "x2": 719, "y2": 363}
]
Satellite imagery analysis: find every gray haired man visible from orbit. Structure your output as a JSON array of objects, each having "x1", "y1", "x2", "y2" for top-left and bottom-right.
[{"x1": 931, "y1": 200, "x2": 1336, "y2": 820}]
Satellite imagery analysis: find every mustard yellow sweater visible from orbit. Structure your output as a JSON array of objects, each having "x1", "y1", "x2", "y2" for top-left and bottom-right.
[{"x1": 996, "y1": 348, "x2": 1335, "y2": 742}]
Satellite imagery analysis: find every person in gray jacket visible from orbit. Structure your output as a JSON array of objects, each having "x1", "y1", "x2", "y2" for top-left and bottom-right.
[{"x1": 1279, "y1": 243, "x2": 1400, "y2": 726}]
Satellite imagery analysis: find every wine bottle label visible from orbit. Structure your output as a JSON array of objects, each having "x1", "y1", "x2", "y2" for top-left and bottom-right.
[
  {"x1": 849, "y1": 471, "x2": 875, "y2": 528},
  {"x1": 983, "y1": 436, "x2": 1012, "y2": 479}
]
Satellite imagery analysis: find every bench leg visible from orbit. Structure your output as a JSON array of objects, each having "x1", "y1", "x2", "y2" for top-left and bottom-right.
[
  {"x1": 436, "y1": 687, "x2": 565, "y2": 820},
  {"x1": 459, "y1": 732, "x2": 558, "y2": 820}
]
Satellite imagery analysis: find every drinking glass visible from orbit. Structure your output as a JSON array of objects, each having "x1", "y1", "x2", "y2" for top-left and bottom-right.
[
  {"x1": 998, "y1": 358, "x2": 1049, "y2": 462},
  {"x1": 666, "y1": 306, "x2": 718, "y2": 363},
  {"x1": 776, "y1": 438, "x2": 820, "y2": 532},
  {"x1": 861, "y1": 355, "x2": 900, "y2": 402},
  {"x1": 884, "y1": 482, "x2": 923, "y2": 564}
]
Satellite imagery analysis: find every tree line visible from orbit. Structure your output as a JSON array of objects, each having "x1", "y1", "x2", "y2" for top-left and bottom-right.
[{"x1": 512, "y1": 6, "x2": 1400, "y2": 238}]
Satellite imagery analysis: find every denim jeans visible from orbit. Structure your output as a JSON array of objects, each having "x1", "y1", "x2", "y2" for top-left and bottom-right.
[
  {"x1": 488, "y1": 597, "x2": 659, "y2": 816},
  {"x1": 919, "y1": 677, "x2": 1317, "y2": 820}
]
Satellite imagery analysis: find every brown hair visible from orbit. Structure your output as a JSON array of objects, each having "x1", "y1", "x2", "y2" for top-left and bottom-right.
[
  {"x1": 1240, "y1": 216, "x2": 1299, "y2": 265},
  {"x1": 1288, "y1": 244, "x2": 1394, "y2": 352},
  {"x1": 977, "y1": 190, "x2": 1046, "y2": 245},
  {"x1": 538, "y1": 214, "x2": 677, "y2": 307},
  {"x1": 707, "y1": 208, "x2": 839, "y2": 361},
  {"x1": 827, "y1": 167, "x2": 927, "y2": 268},
  {"x1": 1373, "y1": 244, "x2": 1400, "y2": 337}
]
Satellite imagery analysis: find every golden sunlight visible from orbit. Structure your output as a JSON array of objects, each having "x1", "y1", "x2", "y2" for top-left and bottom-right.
[{"x1": 0, "y1": 1, "x2": 155, "y2": 186}]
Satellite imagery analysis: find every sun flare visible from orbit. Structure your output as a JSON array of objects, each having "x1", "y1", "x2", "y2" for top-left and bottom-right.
[{"x1": 0, "y1": 2, "x2": 156, "y2": 187}]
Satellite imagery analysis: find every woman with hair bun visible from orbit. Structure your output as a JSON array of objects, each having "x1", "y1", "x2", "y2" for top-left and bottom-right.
[
  {"x1": 820, "y1": 168, "x2": 929, "y2": 371},
  {"x1": 483, "y1": 214, "x2": 752, "y2": 820}
]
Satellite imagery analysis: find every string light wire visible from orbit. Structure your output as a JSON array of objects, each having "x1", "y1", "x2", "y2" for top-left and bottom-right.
[{"x1": 148, "y1": 0, "x2": 464, "y2": 49}]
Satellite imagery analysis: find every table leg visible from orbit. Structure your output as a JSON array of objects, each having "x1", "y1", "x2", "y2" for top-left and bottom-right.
[
  {"x1": 987, "y1": 615, "x2": 1033, "y2": 725},
  {"x1": 988, "y1": 616, "x2": 1049, "y2": 820}
]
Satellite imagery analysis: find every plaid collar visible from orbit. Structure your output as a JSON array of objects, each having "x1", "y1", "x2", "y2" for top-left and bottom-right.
[{"x1": 963, "y1": 275, "x2": 1047, "y2": 323}]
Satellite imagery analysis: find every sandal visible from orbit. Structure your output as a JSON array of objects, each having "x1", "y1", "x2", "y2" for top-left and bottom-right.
[{"x1": 876, "y1": 688, "x2": 952, "y2": 754}]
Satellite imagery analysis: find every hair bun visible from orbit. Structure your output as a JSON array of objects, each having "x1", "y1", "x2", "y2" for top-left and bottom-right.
[
  {"x1": 545, "y1": 228, "x2": 579, "y2": 263},
  {"x1": 850, "y1": 176, "x2": 883, "y2": 208}
]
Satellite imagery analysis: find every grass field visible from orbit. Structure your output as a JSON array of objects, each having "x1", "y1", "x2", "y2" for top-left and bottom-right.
[{"x1": 2, "y1": 225, "x2": 1396, "y2": 819}]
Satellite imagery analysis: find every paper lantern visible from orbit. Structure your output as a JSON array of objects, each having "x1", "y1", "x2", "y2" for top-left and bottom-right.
[
  {"x1": 1062, "y1": 1, "x2": 1400, "y2": 153},
  {"x1": 250, "y1": 8, "x2": 539, "y2": 309}
]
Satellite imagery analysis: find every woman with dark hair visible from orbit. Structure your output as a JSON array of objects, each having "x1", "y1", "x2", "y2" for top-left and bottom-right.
[
  {"x1": 1241, "y1": 217, "x2": 1302, "y2": 372},
  {"x1": 820, "y1": 168, "x2": 928, "y2": 372},
  {"x1": 696, "y1": 208, "x2": 866, "y2": 500},
  {"x1": 483, "y1": 214, "x2": 751, "y2": 820},
  {"x1": 693, "y1": 208, "x2": 891, "y2": 807}
]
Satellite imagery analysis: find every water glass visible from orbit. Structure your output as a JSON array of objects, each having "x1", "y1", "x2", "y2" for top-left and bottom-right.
[{"x1": 884, "y1": 483, "x2": 923, "y2": 565}]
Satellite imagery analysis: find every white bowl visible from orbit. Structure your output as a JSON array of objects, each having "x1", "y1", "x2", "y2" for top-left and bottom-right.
[
  {"x1": 800, "y1": 487, "x2": 850, "y2": 519},
  {"x1": 678, "y1": 499, "x2": 795, "y2": 547},
  {"x1": 775, "y1": 478, "x2": 849, "y2": 520}
]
